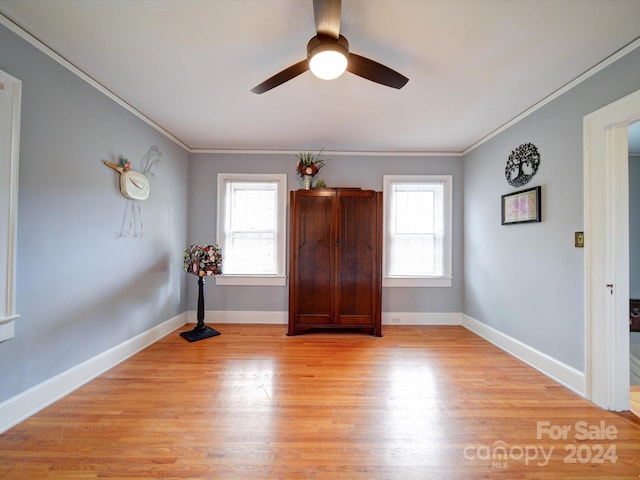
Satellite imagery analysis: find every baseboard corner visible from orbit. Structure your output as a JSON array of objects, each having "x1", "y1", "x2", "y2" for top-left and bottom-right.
[
  {"x1": 0, "y1": 312, "x2": 187, "y2": 434},
  {"x1": 462, "y1": 314, "x2": 586, "y2": 397}
]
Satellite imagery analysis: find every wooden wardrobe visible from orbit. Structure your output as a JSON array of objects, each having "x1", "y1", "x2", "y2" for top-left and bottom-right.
[{"x1": 288, "y1": 188, "x2": 382, "y2": 336}]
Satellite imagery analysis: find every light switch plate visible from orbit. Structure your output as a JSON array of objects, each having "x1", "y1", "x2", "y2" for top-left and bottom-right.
[{"x1": 575, "y1": 231, "x2": 584, "y2": 248}]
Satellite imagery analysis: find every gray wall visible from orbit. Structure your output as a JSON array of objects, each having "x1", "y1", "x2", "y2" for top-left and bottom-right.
[
  {"x1": 464, "y1": 47, "x2": 640, "y2": 372},
  {"x1": 0, "y1": 24, "x2": 189, "y2": 403},
  {"x1": 187, "y1": 153, "x2": 464, "y2": 315}
]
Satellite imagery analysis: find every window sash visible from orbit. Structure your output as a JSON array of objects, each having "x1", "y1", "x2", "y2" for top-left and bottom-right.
[
  {"x1": 216, "y1": 174, "x2": 287, "y2": 285},
  {"x1": 383, "y1": 175, "x2": 452, "y2": 287}
]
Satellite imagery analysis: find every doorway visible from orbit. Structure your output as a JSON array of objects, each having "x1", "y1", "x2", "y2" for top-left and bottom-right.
[
  {"x1": 629, "y1": 120, "x2": 640, "y2": 416},
  {"x1": 584, "y1": 88, "x2": 640, "y2": 411}
]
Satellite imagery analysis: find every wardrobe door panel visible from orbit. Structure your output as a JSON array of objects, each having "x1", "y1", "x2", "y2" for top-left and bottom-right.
[
  {"x1": 336, "y1": 192, "x2": 375, "y2": 325},
  {"x1": 296, "y1": 194, "x2": 335, "y2": 323}
]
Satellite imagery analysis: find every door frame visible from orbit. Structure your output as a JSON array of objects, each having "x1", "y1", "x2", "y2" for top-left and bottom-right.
[{"x1": 584, "y1": 88, "x2": 640, "y2": 410}]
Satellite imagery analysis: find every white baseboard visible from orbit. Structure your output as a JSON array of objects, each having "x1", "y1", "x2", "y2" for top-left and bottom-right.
[
  {"x1": 189, "y1": 310, "x2": 463, "y2": 326},
  {"x1": 187, "y1": 310, "x2": 288, "y2": 324},
  {"x1": 382, "y1": 311, "x2": 463, "y2": 325},
  {"x1": 0, "y1": 313, "x2": 187, "y2": 434},
  {"x1": 463, "y1": 314, "x2": 586, "y2": 396}
]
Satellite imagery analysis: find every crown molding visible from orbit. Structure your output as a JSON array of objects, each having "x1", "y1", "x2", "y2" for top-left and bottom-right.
[
  {"x1": 188, "y1": 148, "x2": 462, "y2": 157},
  {"x1": 0, "y1": 13, "x2": 190, "y2": 152},
  {"x1": 2, "y1": 13, "x2": 638, "y2": 158},
  {"x1": 463, "y1": 36, "x2": 640, "y2": 155}
]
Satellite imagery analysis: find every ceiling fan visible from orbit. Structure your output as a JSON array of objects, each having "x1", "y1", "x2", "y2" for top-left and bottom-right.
[{"x1": 251, "y1": 0, "x2": 409, "y2": 94}]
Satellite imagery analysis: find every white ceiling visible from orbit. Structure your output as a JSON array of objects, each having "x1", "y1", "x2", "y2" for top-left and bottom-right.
[{"x1": 1, "y1": 0, "x2": 639, "y2": 154}]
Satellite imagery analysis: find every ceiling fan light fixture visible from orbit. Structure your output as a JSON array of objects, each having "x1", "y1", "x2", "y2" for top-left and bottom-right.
[
  {"x1": 307, "y1": 35, "x2": 349, "y2": 80},
  {"x1": 310, "y1": 50, "x2": 348, "y2": 80}
]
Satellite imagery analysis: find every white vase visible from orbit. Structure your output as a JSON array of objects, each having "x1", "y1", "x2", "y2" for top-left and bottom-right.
[{"x1": 303, "y1": 175, "x2": 313, "y2": 190}]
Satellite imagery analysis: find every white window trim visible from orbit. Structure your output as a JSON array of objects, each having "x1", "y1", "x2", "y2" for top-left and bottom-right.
[
  {"x1": 382, "y1": 174, "x2": 453, "y2": 288},
  {"x1": 0, "y1": 70, "x2": 21, "y2": 342},
  {"x1": 216, "y1": 173, "x2": 287, "y2": 286}
]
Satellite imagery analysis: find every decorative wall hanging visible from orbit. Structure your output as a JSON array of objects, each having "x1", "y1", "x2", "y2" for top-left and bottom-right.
[
  {"x1": 295, "y1": 150, "x2": 328, "y2": 189},
  {"x1": 501, "y1": 186, "x2": 541, "y2": 225},
  {"x1": 104, "y1": 145, "x2": 162, "y2": 238},
  {"x1": 105, "y1": 156, "x2": 149, "y2": 200},
  {"x1": 505, "y1": 143, "x2": 540, "y2": 187}
]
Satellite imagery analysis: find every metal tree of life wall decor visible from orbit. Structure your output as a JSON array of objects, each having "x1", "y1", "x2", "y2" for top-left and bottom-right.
[{"x1": 505, "y1": 143, "x2": 540, "y2": 187}]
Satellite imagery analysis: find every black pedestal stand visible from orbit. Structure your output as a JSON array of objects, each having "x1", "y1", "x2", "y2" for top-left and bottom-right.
[{"x1": 180, "y1": 276, "x2": 221, "y2": 342}]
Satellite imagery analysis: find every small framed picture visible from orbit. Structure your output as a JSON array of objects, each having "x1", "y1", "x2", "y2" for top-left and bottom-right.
[{"x1": 501, "y1": 186, "x2": 541, "y2": 225}]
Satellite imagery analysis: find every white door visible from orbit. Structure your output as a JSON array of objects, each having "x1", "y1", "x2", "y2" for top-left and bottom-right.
[{"x1": 584, "y1": 88, "x2": 640, "y2": 410}]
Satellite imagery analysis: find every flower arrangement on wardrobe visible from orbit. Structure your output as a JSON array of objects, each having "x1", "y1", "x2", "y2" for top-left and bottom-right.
[
  {"x1": 295, "y1": 150, "x2": 327, "y2": 177},
  {"x1": 296, "y1": 150, "x2": 329, "y2": 189}
]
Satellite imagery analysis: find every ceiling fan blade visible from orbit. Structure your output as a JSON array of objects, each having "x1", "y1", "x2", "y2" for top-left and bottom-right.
[
  {"x1": 313, "y1": 0, "x2": 341, "y2": 39},
  {"x1": 251, "y1": 59, "x2": 309, "y2": 94},
  {"x1": 347, "y1": 53, "x2": 409, "y2": 89}
]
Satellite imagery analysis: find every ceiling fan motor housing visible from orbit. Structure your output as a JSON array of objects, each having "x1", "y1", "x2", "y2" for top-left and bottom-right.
[{"x1": 307, "y1": 34, "x2": 350, "y2": 79}]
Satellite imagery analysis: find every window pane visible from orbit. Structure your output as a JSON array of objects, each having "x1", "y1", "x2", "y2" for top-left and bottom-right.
[
  {"x1": 386, "y1": 179, "x2": 446, "y2": 278},
  {"x1": 229, "y1": 183, "x2": 276, "y2": 231},
  {"x1": 227, "y1": 232, "x2": 276, "y2": 274},
  {"x1": 224, "y1": 180, "x2": 278, "y2": 275},
  {"x1": 389, "y1": 234, "x2": 437, "y2": 275},
  {"x1": 394, "y1": 188, "x2": 436, "y2": 234}
]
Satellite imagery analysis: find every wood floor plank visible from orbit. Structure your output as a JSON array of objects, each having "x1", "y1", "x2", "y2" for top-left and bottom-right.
[{"x1": 1, "y1": 324, "x2": 639, "y2": 479}]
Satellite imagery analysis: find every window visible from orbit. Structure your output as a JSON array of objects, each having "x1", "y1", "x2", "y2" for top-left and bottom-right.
[
  {"x1": 216, "y1": 173, "x2": 287, "y2": 286},
  {"x1": 383, "y1": 175, "x2": 452, "y2": 287}
]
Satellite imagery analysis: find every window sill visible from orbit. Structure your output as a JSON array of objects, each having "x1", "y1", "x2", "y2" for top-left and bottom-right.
[
  {"x1": 0, "y1": 314, "x2": 18, "y2": 342},
  {"x1": 215, "y1": 275, "x2": 287, "y2": 287},
  {"x1": 383, "y1": 277, "x2": 452, "y2": 288}
]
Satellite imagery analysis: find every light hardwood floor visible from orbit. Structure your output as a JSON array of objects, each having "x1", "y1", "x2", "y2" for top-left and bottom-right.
[
  {"x1": 631, "y1": 386, "x2": 640, "y2": 418},
  {"x1": 1, "y1": 324, "x2": 639, "y2": 479}
]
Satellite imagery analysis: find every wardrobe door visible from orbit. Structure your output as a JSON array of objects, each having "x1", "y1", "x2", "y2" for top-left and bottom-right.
[
  {"x1": 335, "y1": 190, "x2": 381, "y2": 335},
  {"x1": 289, "y1": 191, "x2": 336, "y2": 329}
]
